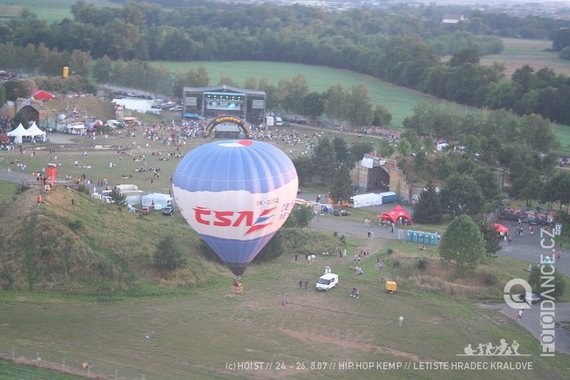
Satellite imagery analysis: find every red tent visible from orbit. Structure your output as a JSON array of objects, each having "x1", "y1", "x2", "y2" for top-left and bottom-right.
[
  {"x1": 492, "y1": 223, "x2": 509, "y2": 235},
  {"x1": 32, "y1": 90, "x2": 55, "y2": 101},
  {"x1": 379, "y1": 205, "x2": 413, "y2": 224}
]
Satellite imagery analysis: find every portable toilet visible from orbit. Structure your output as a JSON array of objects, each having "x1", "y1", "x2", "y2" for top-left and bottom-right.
[
  {"x1": 385, "y1": 281, "x2": 397, "y2": 294},
  {"x1": 411, "y1": 231, "x2": 418, "y2": 243},
  {"x1": 429, "y1": 233, "x2": 437, "y2": 245},
  {"x1": 417, "y1": 232, "x2": 425, "y2": 244},
  {"x1": 406, "y1": 230, "x2": 413, "y2": 242}
]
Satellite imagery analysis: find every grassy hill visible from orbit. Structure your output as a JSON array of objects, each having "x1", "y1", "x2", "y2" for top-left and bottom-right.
[
  {"x1": 0, "y1": 185, "x2": 345, "y2": 296},
  {"x1": 0, "y1": 185, "x2": 220, "y2": 294}
]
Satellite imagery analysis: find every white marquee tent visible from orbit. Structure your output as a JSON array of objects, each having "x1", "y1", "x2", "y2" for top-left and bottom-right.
[
  {"x1": 26, "y1": 122, "x2": 47, "y2": 142},
  {"x1": 6, "y1": 123, "x2": 27, "y2": 144},
  {"x1": 6, "y1": 123, "x2": 47, "y2": 143}
]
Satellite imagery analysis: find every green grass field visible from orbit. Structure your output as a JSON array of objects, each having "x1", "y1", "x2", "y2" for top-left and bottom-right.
[
  {"x1": 1, "y1": 137, "x2": 570, "y2": 379},
  {"x1": 0, "y1": 0, "x2": 118, "y2": 23},
  {"x1": 480, "y1": 37, "x2": 570, "y2": 77},
  {"x1": 0, "y1": 359, "x2": 83, "y2": 379},
  {"x1": 555, "y1": 124, "x2": 570, "y2": 156},
  {"x1": 0, "y1": 248, "x2": 568, "y2": 380},
  {"x1": 153, "y1": 60, "x2": 470, "y2": 129}
]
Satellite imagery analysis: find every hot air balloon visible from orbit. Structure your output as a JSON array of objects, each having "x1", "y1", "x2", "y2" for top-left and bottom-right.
[{"x1": 172, "y1": 139, "x2": 298, "y2": 284}]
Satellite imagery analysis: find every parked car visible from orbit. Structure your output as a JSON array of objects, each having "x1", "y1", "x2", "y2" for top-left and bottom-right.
[
  {"x1": 141, "y1": 206, "x2": 151, "y2": 215},
  {"x1": 316, "y1": 273, "x2": 339, "y2": 291},
  {"x1": 518, "y1": 292, "x2": 540, "y2": 304},
  {"x1": 162, "y1": 206, "x2": 174, "y2": 216},
  {"x1": 333, "y1": 209, "x2": 351, "y2": 216}
]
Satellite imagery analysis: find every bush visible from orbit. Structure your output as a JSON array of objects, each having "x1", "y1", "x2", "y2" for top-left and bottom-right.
[
  {"x1": 154, "y1": 236, "x2": 186, "y2": 271},
  {"x1": 393, "y1": 260, "x2": 401, "y2": 268},
  {"x1": 482, "y1": 271, "x2": 498, "y2": 286},
  {"x1": 76, "y1": 185, "x2": 90, "y2": 194},
  {"x1": 68, "y1": 219, "x2": 83, "y2": 231},
  {"x1": 417, "y1": 258, "x2": 428, "y2": 270},
  {"x1": 387, "y1": 248, "x2": 394, "y2": 255}
]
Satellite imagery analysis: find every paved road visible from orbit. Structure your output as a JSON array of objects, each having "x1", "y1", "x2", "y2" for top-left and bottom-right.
[
  {"x1": 496, "y1": 220, "x2": 570, "y2": 277},
  {"x1": 492, "y1": 303, "x2": 570, "y2": 355},
  {"x1": 0, "y1": 167, "x2": 34, "y2": 184},
  {"x1": 307, "y1": 205, "x2": 570, "y2": 277}
]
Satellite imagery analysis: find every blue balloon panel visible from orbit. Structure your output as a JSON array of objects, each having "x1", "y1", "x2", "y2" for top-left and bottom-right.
[
  {"x1": 200, "y1": 233, "x2": 275, "y2": 276},
  {"x1": 173, "y1": 140, "x2": 297, "y2": 194}
]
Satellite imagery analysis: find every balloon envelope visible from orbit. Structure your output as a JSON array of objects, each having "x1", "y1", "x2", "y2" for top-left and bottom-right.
[{"x1": 172, "y1": 140, "x2": 298, "y2": 275}]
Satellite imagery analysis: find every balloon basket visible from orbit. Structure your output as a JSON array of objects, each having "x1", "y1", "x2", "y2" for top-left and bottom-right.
[
  {"x1": 232, "y1": 284, "x2": 243, "y2": 295},
  {"x1": 232, "y1": 279, "x2": 243, "y2": 295}
]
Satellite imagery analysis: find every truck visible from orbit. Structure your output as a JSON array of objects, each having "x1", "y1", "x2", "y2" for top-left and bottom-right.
[
  {"x1": 266, "y1": 115, "x2": 275, "y2": 127},
  {"x1": 316, "y1": 273, "x2": 339, "y2": 291},
  {"x1": 275, "y1": 116, "x2": 283, "y2": 126}
]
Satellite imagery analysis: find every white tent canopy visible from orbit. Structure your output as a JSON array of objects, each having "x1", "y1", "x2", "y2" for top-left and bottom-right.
[
  {"x1": 26, "y1": 122, "x2": 47, "y2": 141},
  {"x1": 7, "y1": 123, "x2": 27, "y2": 144},
  {"x1": 6, "y1": 123, "x2": 46, "y2": 143}
]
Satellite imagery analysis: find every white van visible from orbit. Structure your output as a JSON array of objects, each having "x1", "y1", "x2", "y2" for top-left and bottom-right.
[{"x1": 316, "y1": 273, "x2": 339, "y2": 291}]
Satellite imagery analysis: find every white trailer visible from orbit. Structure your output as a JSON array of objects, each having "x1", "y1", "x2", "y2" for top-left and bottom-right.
[
  {"x1": 351, "y1": 193, "x2": 384, "y2": 208},
  {"x1": 141, "y1": 193, "x2": 173, "y2": 210}
]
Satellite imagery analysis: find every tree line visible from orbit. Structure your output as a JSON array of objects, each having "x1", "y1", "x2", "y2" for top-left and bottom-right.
[
  {"x1": 1, "y1": 2, "x2": 570, "y2": 124},
  {"x1": 0, "y1": 51, "x2": 390, "y2": 129}
]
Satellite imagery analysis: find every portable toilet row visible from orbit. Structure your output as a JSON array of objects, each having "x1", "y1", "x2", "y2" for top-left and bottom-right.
[{"x1": 405, "y1": 230, "x2": 439, "y2": 245}]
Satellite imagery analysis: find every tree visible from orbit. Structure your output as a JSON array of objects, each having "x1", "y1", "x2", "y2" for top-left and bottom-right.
[
  {"x1": 471, "y1": 167, "x2": 501, "y2": 204},
  {"x1": 449, "y1": 48, "x2": 480, "y2": 66},
  {"x1": 413, "y1": 183, "x2": 442, "y2": 224},
  {"x1": 378, "y1": 139, "x2": 395, "y2": 157},
  {"x1": 348, "y1": 141, "x2": 373, "y2": 166},
  {"x1": 109, "y1": 187, "x2": 127, "y2": 206},
  {"x1": 217, "y1": 75, "x2": 236, "y2": 86},
  {"x1": 398, "y1": 137, "x2": 412, "y2": 156},
  {"x1": 345, "y1": 84, "x2": 373, "y2": 127},
  {"x1": 372, "y1": 105, "x2": 392, "y2": 126},
  {"x1": 440, "y1": 214, "x2": 485, "y2": 271},
  {"x1": 284, "y1": 205, "x2": 314, "y2": 228},
  {"x1": 329, "y1": 164, "x2": 353, "y2": 204},
  {"x1": 154, "y1": 236, "x2": 186, "y2": 271},
  {"x1": 560, "y1": 46, "x2": 570, "y2": 60},
  {"x1": 542, "y1": 171, "x2": 570, "y2": 210},
  {"x1": 440, "y1": 174, "x2": 484, "y2": 216},
  {"x1": 324, "y1": 83, "x2": 346, "y2": 121},
  {"x1": 279, "y1": 74, "x2": 309, "y2": 114},
  {"x1": 528, "y1": 265, "x2": 566, "y2": 298},
  {"x1": 93, "y1": 55, "x2": 112, "y2": 83},
  {"x1": 478, "y1": 220, "x2": 503, "y2": 258},
  {"x1": 258, "y1": 78, "x2": 279, "y2": 110},
  {"x1": 311, "y1": 137, "x2": 337, "y2": 185},
  {"x1": 4, "y1": 79, "x2": 32, "y2": 101},
  {"x1": 243, "y1": 76, "x2": 257, "y2": 89},
  {"x1": 332, "y1": 136, "x2": 349, "y2": 166},
  {"x1": 302, "y1": 92, "x2": 325, "y2": 119},
  {"x1": 0, "y1": 83, "x2": 6, "y2": 107},
  {"x1": 552, "y1": 27, "x2": 570, "y2": 51},
  {"x1": 68, "y1": 49, "x2": 92, "y2": 77},
  {"x1": 521, "y1": 113, "x2": 556, "y2": 153}
]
